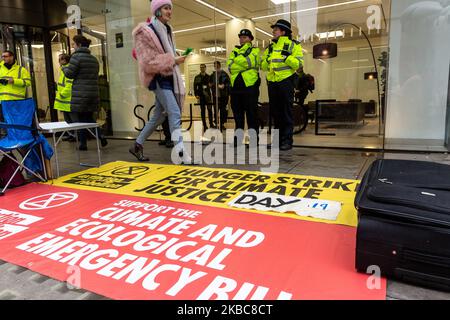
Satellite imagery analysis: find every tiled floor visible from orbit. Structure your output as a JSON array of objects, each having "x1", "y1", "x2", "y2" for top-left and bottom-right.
[{"x1": 1, "y1": 137, "x2": 450, "y2": 300}]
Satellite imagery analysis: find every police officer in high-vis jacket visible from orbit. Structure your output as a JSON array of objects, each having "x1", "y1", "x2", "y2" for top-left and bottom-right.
[
  {"x1": 262, "y1": 20, "x2": 303, "y2": 151},
  {"x1": 227, "y1": 29, "x2": 261, "y2": 146}
]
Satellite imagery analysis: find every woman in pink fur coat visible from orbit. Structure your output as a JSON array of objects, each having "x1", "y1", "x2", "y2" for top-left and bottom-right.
[{"x1": 129, "y1": 0, "x2": 194, "y2": 164}]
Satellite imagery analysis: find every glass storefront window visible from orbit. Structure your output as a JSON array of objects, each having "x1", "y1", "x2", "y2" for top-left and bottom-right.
[
  {"x1": 385, "y1": 0, "x2": 450, "y2": 151},
  {"x1": 93, "y1": 0, "x2": 396, "y2": 149},
  {"x1": 2, "y1": 0, "x2": 448, "y2": 152}
]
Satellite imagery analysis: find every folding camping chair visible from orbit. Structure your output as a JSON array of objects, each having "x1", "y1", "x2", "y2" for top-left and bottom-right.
[{"x1": 0, "y1": 98, "x2": 48, "y2": 195}]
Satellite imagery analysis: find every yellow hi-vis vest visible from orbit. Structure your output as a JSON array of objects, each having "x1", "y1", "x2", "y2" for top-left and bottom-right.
[
  {"x1": 261, "y1": 36, "x2": 304, "y2": 83},
  {"x1": 0, "y1": 61, "x2": 31, "y2": 101},
  {"x1": 54, "y1": 65, "x2": 73, "y2": 112},
  {"x1": 227, "y1": 43, "x2": 260, "y2": 87}
]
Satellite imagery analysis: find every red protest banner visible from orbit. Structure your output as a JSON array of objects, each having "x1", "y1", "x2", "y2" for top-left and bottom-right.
[{"x1": 0, "y1": 184, "x2": 386, "y2": 300}]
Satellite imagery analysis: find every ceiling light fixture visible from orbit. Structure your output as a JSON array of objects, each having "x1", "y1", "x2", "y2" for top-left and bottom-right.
[
  {"x1": 91, "y1": 29, "x2": 106, "y2": 35},
  {"x1": 364, "y1": 71, "x2": 378, "y2": 80},
  {"x1": 174, "y1": 23, "x2": 226, "y2": 34},
  {"x1": 195, "y1": 0, "x2": 239, "y2": 20},
  {"x1": 192, "y1": 0, "x2": 280, "y2": 39},
  {"x1": 255, "y1": 27, "x2": 272, "y2": 37},
  {"x1": 200, "y1": 46, "x2": 226, "y2": 53},
  {"x1": 174, "y1": 23, "x2": 271, "y2": 38},
  {"x1": 313, "y1": 43, "x2": 337, "y2": 59},
  {"x1": 334, "y1": 66, "x2": 376, "y2": 71},
  {"x1": 316, "y1": 30, "x2": 344, "y2": 39},
  {"x1": 270, "y1": 0, "x2": 291, "y2": 4},
  {"x1": 253, "y1": 0, "x2": 366, "y2": 20}
]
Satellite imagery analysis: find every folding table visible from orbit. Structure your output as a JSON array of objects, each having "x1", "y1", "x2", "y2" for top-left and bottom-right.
[{"x1": 39, "y1": 122, "x2": 102, "y2": 178}]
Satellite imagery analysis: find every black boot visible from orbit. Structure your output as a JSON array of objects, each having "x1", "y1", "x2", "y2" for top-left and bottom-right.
[
  {"x1": 280, "y1": 144, "x2": 292, "y2": 151},
  {"x1": 129, "y1": 143, "x2": 149, "y2": 161}
]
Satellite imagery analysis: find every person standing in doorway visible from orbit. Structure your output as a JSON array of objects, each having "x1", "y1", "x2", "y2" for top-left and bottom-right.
[
  {"x1": 227, "y1": 29, "x2": 261, "y2": 146},
  {"x1": 129, "y1": 0, "x2": 194, "y2": 164},
  {"x1": 54, "y1": 53, "x2": 75, "y2": 141},
  {"x1": 209, "y1": 61, "x2": 231, "y2": 132},
  {"x1": 194, "y1": 64, "x2": 214, "y2": 131},
  {"x1": 262, "y1": 19, "x2": 303, "y2": 151},
  {"x1": 0, "y1": 50, "x2": 32, "y2": 137},
  {"x1": 63, "y1": 35, "x2": 108, "y2": 151},
  {"x1": 0, "y1": 50, "x2": 31, "y2": 101},
  {"x1": 295, "y1": 67, "x2": 314, "y2": 107}
]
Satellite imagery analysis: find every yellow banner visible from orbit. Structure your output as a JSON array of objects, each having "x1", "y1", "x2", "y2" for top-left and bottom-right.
[{"x1": 47, "y1": 161, "x2": 360, "y2": 227}]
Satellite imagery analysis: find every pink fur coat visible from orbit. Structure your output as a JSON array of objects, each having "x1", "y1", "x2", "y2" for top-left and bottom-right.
[{"x1": 132, "y1": 22, "x2": 184, "y2": 109}]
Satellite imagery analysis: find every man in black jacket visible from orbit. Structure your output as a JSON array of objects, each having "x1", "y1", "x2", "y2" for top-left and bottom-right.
[
  {"x1": 63, "y1": 35, "x2": 107, "y2": 151},
  {"x1": 295, "y1": 67, "x2": 314, "y2": 107},
  {"x1": 209, "y1": 61, "x2": 231, "y2": 131},
  {"x1": 193, "y1": 64, "x2": 214, "y2": 131}
]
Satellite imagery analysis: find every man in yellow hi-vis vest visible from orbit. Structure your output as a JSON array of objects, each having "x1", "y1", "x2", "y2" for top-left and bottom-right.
[
  {"x1": 227, "y1": 29, "x2": 261, "y2": 146},
  {"x1": 262, "y1": 20, "x2": 304, "y2": 151},
  {"x1": 0, "y1": 50, "x2": 31, "y2": 102},
  {"x1": 0, "y1": 50, "x2": 32, "y2": 137}
]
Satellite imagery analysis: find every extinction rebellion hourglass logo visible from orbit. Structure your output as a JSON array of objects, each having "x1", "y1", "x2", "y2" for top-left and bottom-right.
[{"x1": 19, "y1": 193, "x2": 79, "y2": 211}]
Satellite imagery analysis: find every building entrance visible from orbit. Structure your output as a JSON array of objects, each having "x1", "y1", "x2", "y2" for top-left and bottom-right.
[{"x1": 1, "y1": 24, "x2": 70, "y2": 121}]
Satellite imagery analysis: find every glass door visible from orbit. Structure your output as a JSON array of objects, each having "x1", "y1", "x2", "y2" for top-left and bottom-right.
[
  {"x1": 48, "y1": 27, "x2": 71, "y2": 121},
  {"x1": 82, "y1": 25, "x2": 112, "y2": 135},
  {"x1": 287, "y1": 0, "x2": 390, "y2": 150},
  {"x1": 1, "y1": 24, "x2": 47, "y2": 119}
]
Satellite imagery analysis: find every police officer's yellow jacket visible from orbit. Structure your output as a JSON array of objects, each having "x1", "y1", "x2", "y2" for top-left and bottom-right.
[
  {"x1": 54, "y1": 65, "x2": 73, "y2": 112},
  {"x1": 261, "y1": 36, "x2": 304, "y2": 83},
  {"x1": 227, "y1": 43, "x2": 260, "y2": 87},
  {"x1": 0, "y1": 61, "x2": 31, "y2": 101}
]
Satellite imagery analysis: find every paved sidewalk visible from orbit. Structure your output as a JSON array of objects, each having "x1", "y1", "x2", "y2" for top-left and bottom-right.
[{"x1": 1, "y1": 138, "x2": 449, "y2": 300}]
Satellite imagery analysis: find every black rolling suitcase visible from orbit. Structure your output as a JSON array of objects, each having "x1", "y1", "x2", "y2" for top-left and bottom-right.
[{"x1": 355, "y1": 159, "x2": 450, "y2": 291}]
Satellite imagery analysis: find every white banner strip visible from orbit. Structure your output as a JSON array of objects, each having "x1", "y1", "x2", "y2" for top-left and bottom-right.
[{"x1": 228, "y1": 192, "x2": 342, "y2": 221}]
